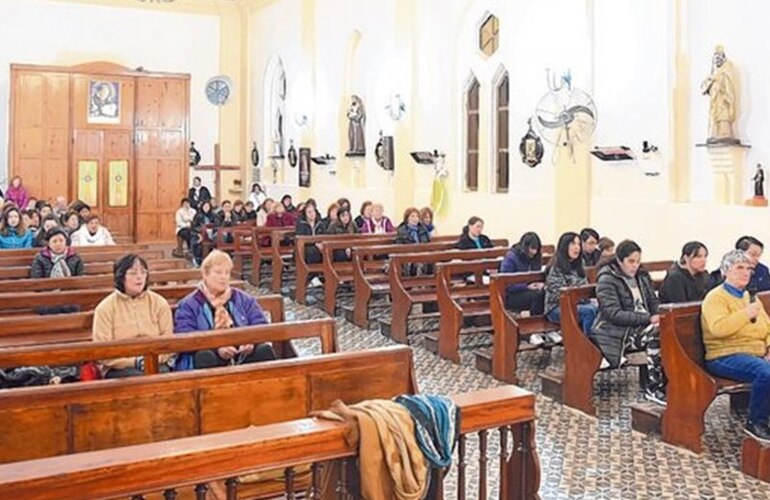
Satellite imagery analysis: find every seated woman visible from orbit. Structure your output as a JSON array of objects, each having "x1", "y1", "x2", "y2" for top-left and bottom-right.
[
  {"x1": 321, "y1": 202, "x2": 339, "y2": 232},
  {"x1": 265, "y1": 200, "x2": 297, "y2": 249},
  {"x1": 92, "y1": 254, "x2": 174, "y2": 378},
  {"x1": 175, "y1": 198, "x2": 196, "y2": 257},
  {"x1": 326, "y1": 208, "x2": 359, "y2": 262},
  {"x1": 456, "y1": 216, "x2": 493, "y2": 250},
  {"x1": 256, "y1": 198, "x2": 274, "y2": 226},
  {"x1": 580, "y1": 227, "x2": 602, "y2": 268},
  {"x1": 295, "y1": 203, "x2": 325, "y2": 269},
  {"x1": 280, "y1": 194, "x2": 296, "y2": 214},
  {"x1": 591, "y1": 240, "x2": 664, "y2": 403},
  {"x1": 396, "y1": 207, "x2": 431, "y2": 245},
  {"x1": 0, "y1": 207, "x2": 34, "y2": 249},
  {"x1": 420, "y1": 206, "x2": 436, "y2": 236},
  {"x1": 34, "y1": 215, "x2": 61, "y2": 248},
  {"x1": 354, "y1": 200, "x2": 373, "y2": 229},
  {"x1": 244, "y1": 201, "x2": 257, "y2": 221},
  {"x1": 62, "y1": 210, "x2": 81, "y2": 235},
  {"x1": 22, "y1": 209, "x2": 39, "y2": 236},
  {"x1": 500, "y1": 232, "x2": 545, "y2": 316},
  {"x1": 361, "y1": 203, "x2": 394, "y2": 234},
  {"x1": 30, "y1": 228, "x2": 84, "y2": 278},
  {"x1": 191, "y1": 200, "x2": 221, "y2": 266},
  {"x1": 659, "y1": 241, "x2": 710, "y2": 304},
  {"x1": 174, "y1": 250, "x2": 276, "y2": 370},
  {"x1": 70, "y1": 214, "x2": 115, "y2": 246},
  {"x1": 598, "y1": 237, "x2": 615, "y2": 259},
  {"x1": 232, "y1": 200, "x2": 248, "y2": 224},
  {"x1": 544, "y1": 232, "x2": 597, "y2": 339},
  {"x1": 702, "y1": 249, "x2": 770, "y2": 442}
]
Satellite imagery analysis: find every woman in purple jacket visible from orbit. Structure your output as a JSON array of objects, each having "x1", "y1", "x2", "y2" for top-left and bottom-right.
[
  {"x1": 499, "y1": 232, "x2": 546, "y2": 315},
  {"x1": 173, "y1": 250, "x2": 275, "y2": 370}
]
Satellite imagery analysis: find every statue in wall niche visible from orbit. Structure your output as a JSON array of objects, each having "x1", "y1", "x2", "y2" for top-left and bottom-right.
[
  {"x1": 346, "y1": 95, "x2": 366, "y2": 157},
  {"x1": 753, "y1": 163, "x2": 765, "y2": 198},
  {"x1": 701, "y1": 45, "x2": 740, "y2": 145}
]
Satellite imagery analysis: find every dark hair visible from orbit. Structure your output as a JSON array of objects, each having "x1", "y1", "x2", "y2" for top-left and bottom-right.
[
  {"x1": 550, "y1": 231, "x2": 584, "y2": 276},
  {"x1": 1, "y1": 207, "x2": 26, "y2": 237},
  {"x1": 736, "y1": 236, "x2": 764, "y2": 251},
  {"x1": 336, "y1": 197, "x2": 351, "y2": 209},
  {"x1": 326, "y1": 202, "x2": 340, "y2": 218},
  {"x1": 114, "y1": 254, "x2": 149, "y2": 294},
  {"x1": 45, "y1": 227, "x2": 69, "y2": 244},
  {"x1": 680, "y1": 241, "x2": 708, "y2": 265},
  {"x1": 281, "y1": 194, "x2": 293, "y2": 204},
  {"x1": 302, "y1": 202, "x2": 317, "y2": 221},
  {"x1": 462, "y1": 216, "x2": 484, "y2": 236},
  {"x1": 306, "y1": 198, "x2": 317, "y2": 209},
  {"x1": 402, "y1": 207, "x2": 420, "y2": 224},
  {"x1": 221, "y1": 199, "x2": 232, "y2": 207},
  {"x1": 233, "y1": 200, "x2": 244, "y2": 208},
  {"x1": 615, "y1": 240, "x2": 642, "y2": 261},
  {"x1": 514, "y1": 231, "x2": 542, "y2": 265},
  {"x1": 598, "y1": 237, "x2": 615, "y2": 252},
  {"x1": 85, "y1": 214, "x2": 101, "y2": 224},
  {"x1": 251, "y1": 182, "x2": 263, "y2": 193},
  {"x1": 41, "y1": 214, "x2": 60, "y2": 227},
  {"x1": 77, "y1": 203, "x2": 91, "y2": 213},
  {"x1": 580, "y1": 228, "x2": 600, "y2": 242},
  {"x1": 36, "y1": 200, "x2": 49, "y2": 211},
  {"x1": 360, "y1": 200, "x2": 373, "y2": 216},
  {"x1": 200, "y1": 201, "x2": 212, "y2": 213},
  {"x1": 338, "y1": 207, "x2": 352, "y2": 222},
  {"x1": 180, "y1": 198, "x2": 190, "y2": 207},
  {"x1": 64, "y1": 210, "x2": 80, "y2": 224},
  {"x1": 193, "y1": 176, "x2": 202, "y2": 182}
]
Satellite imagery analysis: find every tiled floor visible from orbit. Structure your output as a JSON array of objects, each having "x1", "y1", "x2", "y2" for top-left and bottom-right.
[{"x1": 257, "y1": 283, "x2": 770, "y2": 499}]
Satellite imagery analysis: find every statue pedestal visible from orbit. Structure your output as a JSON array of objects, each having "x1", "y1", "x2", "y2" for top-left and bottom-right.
[
  {"x1": 746, "y1": 196, "x2": 768, "y2": 207},
  {"x1": 697, "y1": 143, "x2": 751, "y2": 204}
]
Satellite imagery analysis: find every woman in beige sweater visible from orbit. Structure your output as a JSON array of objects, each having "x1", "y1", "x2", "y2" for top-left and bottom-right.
[{"x1": 92, "y1": 254, "x2": 174, "y2": 378}]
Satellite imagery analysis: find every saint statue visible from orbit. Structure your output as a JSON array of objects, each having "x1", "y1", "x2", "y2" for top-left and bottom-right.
[
  {"x1": 346, "y1": 95, "x2": 366, "y2": 156},
  {"x1": 753, "y1": 163, "x2": 765, "y2": 198},
  {"x1": 700, "y1": 45, "x2": 739, "y2": 144}
]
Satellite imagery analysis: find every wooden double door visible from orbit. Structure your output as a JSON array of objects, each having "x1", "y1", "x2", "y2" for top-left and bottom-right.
[{"x1": 10, "y1": 62, "x2": 189, "y2": 242}]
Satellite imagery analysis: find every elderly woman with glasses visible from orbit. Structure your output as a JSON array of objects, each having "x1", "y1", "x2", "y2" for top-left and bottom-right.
[{"x1": 92, "y1": 254, "x2": 174, "y2": 378}]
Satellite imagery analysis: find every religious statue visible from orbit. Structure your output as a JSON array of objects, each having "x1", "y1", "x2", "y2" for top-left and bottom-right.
[
  {"x1": 753, "y1": 163, "x2": 765, "y2": 198},
  {"x1": 346, "y1": 95, "x2": 366, "y2": 156},
  {"x1": 700, "y1": 45, "x2": 739, "y2": 144}
]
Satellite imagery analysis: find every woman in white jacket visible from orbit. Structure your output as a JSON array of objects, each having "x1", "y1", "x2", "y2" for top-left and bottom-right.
[
  {"x1": 174, "y1": 198, "x2": 196, "y2": 257},
  {"x1": 248, "y1": 182, "x2": 267, "y2": 209},
  {"x1": 70, "y1": 215, "x2": 115, "y2": 246}
]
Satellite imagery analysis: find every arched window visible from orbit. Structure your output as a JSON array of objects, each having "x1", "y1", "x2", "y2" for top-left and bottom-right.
[
  {"x1": 495, "y1": 73, "x2": 509, "y2": 192},
  {"x1": 465, "y1": 77, "x2": 480, "y2": 191}
]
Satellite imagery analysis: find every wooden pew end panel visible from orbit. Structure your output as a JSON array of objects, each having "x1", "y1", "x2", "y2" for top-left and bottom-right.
[
  {"x1": 742, "y1": 437, "x2": 770, "y2": 483},
  {"x1": 540, "y1": 369, "x2": 564, "y2": 403},
  {"x1": 630, "y1": 402, "x2": 663, "y2": 435}
]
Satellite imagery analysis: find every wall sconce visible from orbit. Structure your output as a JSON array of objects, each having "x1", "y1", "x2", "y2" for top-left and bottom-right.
[
  {"x1": 386, "y1": 93, "x2": 406, "y2": 121},
  {"x1": 410, "y1": 149, "x2": 447, "y2": 178},
  {"x1": 312, "y1": 153, "x2": 337, "y2": 175}
]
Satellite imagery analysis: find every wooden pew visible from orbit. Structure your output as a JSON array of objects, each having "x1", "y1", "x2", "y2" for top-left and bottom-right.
[
  {"x1": 474, "y1": 271, "x2": 560, "y2": 382},
  {"x1": 270, "y1": 229, "x2": 296, "y2": 292},
  {"x1": 0, "y1": 258, "x2": 186, "y2": 280},
  {"x1": 0, "y1": 248, "x2": 165, "y2": 268},
  {"x1": 0, "y1": 294, "x2": 284, "y2": 348},
  {"x1": 0, "y1": 243, "x2": 150, "y2": 258},
  {"x1": 349, "y1": 240, "x2": 462, "y2": 328},
  {"x1": 0, "y1": 283, "x2": 245, "y2": 316},
  {"x1": 585, "y1": 260, "x2": 673, "y2": 284},
  {"x1": 0, "y1": 346, "x2": 418, "y2": 465},
  {"x1": 385, "y1": 245, "x2": 508, "y2": 344},
  {"x1": 0, "y1": 384, "x2": 540, "y2": 500},
  {"x1": 0, "y1": 268, "x2": 200, "y2": 294},
  {"x1": 0, "y1": 318, "x2": 335, "y2": 378},
  {"x1": 248, "y1": 226, "x2": 290, "y2": 286}
]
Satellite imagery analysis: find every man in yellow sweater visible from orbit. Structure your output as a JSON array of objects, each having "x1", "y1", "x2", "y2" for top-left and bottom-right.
[{"x1": 702, "y1": 249, "x2": 770, "y2": 443}]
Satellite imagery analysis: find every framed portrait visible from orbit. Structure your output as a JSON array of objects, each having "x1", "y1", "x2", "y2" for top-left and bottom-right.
[
  {"x1": 88, "y1": 80, "x2": 120, "y2": 124},
  {"x1": 298, "y1": 147, "x2": 311, "y2": 187}
]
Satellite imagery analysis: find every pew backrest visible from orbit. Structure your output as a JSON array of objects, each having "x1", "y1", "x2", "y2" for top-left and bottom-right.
[{"x1": 0, "y1": 268, "x2": 201, "y2": 294}]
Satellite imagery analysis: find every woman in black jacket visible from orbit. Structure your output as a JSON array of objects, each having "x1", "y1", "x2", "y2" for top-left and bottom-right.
[
  {"x1": 591, "y1": 239, "x2": 665, "y2": 404},
  {"x1": 658, "y1": 241, "x2": 710, "y2": 304},
  {"x1": 191, "y1": 201, "x2": 221, "y2": 266},
  {"x1": 456, "y1": 216, "x2": 493, "y2": 250},
  {"x1": 34, "y1": 215, "x2": 61, "y2": 248},
  {"x1": 295, "y1": 203, "x2": 325, "y2": 265},
  {"x1": 326, "y1": 208, "x2": 359, "y2": 262},
  {"x1": 30, "y1": 228, "x2": 84, "y2": 278}
]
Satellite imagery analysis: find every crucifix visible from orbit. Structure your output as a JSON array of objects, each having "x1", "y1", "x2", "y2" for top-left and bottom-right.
[{"x1": 194, "y1": 144, "x2": 240, "y2": 201}]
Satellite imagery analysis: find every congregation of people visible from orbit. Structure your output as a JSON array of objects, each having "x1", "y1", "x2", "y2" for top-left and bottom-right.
[{"x1": 2, "y1": 172, "x2": 770, "y2": 444}]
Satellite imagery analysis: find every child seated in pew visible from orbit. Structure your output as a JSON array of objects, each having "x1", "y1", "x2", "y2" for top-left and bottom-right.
[
  {"x1": 500, "y1": 232, "x2": 546, "y2": 319},
  {"x1": 544, "y1": 232, "x2": 596, "y2": 344},
  {"x1": 174, "y1": 250, "x2": 276, "y2": 370},
  {"x1": 702, "y1": 249, "x2": 770, "y2": 443},
  {"x1": 590, "y1": 240, "x2": 665, "y2": 404},
  {"x1": 92, "y1": 254, "x2": 174, "y2": 379},
  {"x1": 30, "y1": 228, "x2": 84, "y2": 278},
  {"x1": 70, "y1": 214, "x2": 115, "y2": 246},
  {"x1": 659, "y1": 241, "x2": 710, "y2": 304},
  {"x1": 0, "y1": 207, "x2": 34, "y2": 249},
  {"x1": 456, "y1": 216, "x2": 493, "y2": 250}
]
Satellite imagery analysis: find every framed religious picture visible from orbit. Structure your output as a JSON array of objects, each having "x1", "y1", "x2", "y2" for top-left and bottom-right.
[
  {"x1": 88, "y1": 80, "x2": 120, "y2": 124},
  {"x1": 299, "y1": 147, "x2": 311, "y2": 187}
]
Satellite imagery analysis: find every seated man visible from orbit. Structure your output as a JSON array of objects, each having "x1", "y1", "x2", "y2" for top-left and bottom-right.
[
  {"x1": 70, "y1": 214, "x2": 115, "y2": 246},
  {"x1": 702, "y1": 249, "x2": 770, "y2": 443},
  {"x1": 173, "y1": 250, "x2": 276, "y2": 370},
  {"x1": 92, "y1": 254, "x2": 174, "y2": 378}
]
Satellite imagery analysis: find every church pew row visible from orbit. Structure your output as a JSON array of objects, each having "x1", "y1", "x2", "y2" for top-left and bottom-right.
[
  {"x1": 0, "y1": 383, "x2": 539, "y2": 500},
  {"x1": 538, "y1": 260, "x2": 677, "y2": 416},
  {"x1": 0, "y1": 346, "x2": 419, "y2": 466},
  {"x1": 475, "y1": 272, "x2": 559, "y2": 383},
  {"x1": 0, "y1": 318, "x2": 336, "y2": 379},
  {"x1": 0, "y1": 258, "x2": 186, "y2": 280},
  {"x1": 319, "y1": 234, "x2": 462, "y2": 317},
  {"x1": 0, "y1": 268, "x2": 202, "y2": 294},
  {"x1": 0, "y1": 282, "x2": 245, "y2": 317},
  {"x1": 0, "y1": 294, "x2": 284, "y2": 348},
  {"x1": 0, "y1": 248, "x2": 165, "y2": 268},
  {"x1": 271, "y1": 229, "x2": 297, "y2": 292},
  {"x1": 385, "y1": 245, "x2": 509, "y2": 344},
  {"x1": 0, "y1": 242, "x2": 151, "y2": 258},
  {"x1": 293, "y1": 233, "x2": 395, "y2": 305}
]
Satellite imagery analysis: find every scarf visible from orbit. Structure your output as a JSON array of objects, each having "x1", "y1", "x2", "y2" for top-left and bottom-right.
[
  {"x1": 407, "y1": 224, "x2": 420, "y2": 243},
  {"x1": 394, "y1": 394, "x2": 460, "y2": 469},
  {"x1": 49, "y1": 252, "x2": 71, "y2": 279},
  {"x1": 199, "y1": 282, "x2": 234, "y2": 329}
]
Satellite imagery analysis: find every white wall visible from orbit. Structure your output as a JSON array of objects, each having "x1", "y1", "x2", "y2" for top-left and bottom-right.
[{"x1": 0, "y1": 0, "x2": 220, "y2": 189}]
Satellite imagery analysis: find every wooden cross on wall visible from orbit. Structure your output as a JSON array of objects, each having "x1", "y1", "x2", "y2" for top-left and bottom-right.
[{"x1": 194, "y1": 144, "x2": 240, "y2": 202}]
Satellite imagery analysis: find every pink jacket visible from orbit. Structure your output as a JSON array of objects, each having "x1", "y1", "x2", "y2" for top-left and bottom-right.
[{"x1": 5, "y1": 185, "x2": 29, "y2": 209}]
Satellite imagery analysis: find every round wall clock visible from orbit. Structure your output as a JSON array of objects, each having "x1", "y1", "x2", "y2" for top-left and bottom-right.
[{"x1": 205, "y1": 75, "x2": 233, "y2": 106}]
